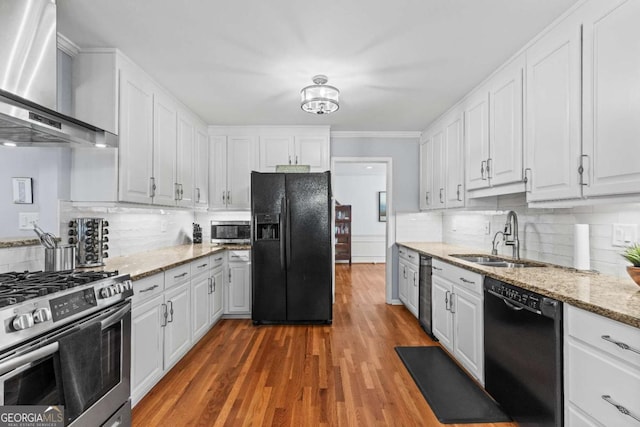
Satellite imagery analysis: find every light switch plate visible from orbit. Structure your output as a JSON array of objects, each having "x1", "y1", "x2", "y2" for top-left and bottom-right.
[
  {"x1": 19, "y1": 212, "x2": 39, "y2": 230},
  {"x1": 612, "y1": 224, "x2": 638, "y2": 247}
]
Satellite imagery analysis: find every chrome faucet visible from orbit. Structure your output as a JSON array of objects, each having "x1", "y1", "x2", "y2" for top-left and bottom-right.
[
  {"x1": 491, "y1": 231, "x2": 503, "y2": 255},
  {"x1": 503, "y1": 210, "x2": 520, "y2": 260}
]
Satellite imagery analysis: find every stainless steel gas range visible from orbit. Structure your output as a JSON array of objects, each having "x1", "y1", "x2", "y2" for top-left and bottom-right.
[{"x1": 0, "y1": 270, "x2": 133, "y2": 427}]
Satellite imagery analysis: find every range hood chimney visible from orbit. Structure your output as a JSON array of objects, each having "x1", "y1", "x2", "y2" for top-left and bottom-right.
[{"x1": 0, "y1": 0, "x2": 117, "y2": 148}]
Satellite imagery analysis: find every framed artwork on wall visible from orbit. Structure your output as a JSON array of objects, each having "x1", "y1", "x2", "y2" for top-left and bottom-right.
[{"x1": 378, "y1": 191, "x2": 387, "y2": 222}]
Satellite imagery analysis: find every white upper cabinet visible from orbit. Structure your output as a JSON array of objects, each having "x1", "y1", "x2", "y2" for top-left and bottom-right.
[
  {"x1": 525, "y1": 13, "x2": 583, "y2": 202},
  {"x1": 489, "y1": 54, "x2": 524, "y2": 187},
  {"x1": 419, "y1": 136, "x2": 432, "y2": 210},
  {"x1": 194, "y1": 127, "x2": 209, "y2": 207},
  {"x1": 176, "y1": 112, "x2": 195, "y2": 207},
  {"x1": 464, "y1": 89, "x2": 490, "y2": 191},
  {"x1": 209, "y1": 134, "x2": 256, "y2": 210},
  {"x1": 118, "y1": 67, "x2": 154, "y2": 204},
  {"x1": 259, "y1": 136, "x2": 292, "y2": 169},
  {"x1": 581, "y1": 0, "x2": 640, "y2": 198},
  {"x1": 432, "y1": 128, "x2": 446, "y2": 209},
  {"x1": 151, "y1": 91, "x2": 178, "y2": 206},
  {"x1": 258, "y1": 129, "x2": 330, "y2": 172},
  {"x1": 444, "y1": 110, "x2": 465, "y2": 208},
  {"x1": 72, "y1": 50, "x2": 208, "y2": 207},
  {"x1": 465, "y1": 54, "x2": 524, "y2": 195}
]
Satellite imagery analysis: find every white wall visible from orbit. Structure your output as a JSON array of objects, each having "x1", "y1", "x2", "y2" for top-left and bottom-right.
[
  {"x1": 0, "y1": 147, "x2": 71, "y2": 238},
  {"x1": 443, "y1": 193, "x2": 640, "y2": 278},
  {"x1": 334, "y1": 166, "x2": 386, "y2": 263}
]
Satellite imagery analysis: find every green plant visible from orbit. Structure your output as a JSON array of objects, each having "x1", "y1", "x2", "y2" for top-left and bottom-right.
[{"x1": 622, "y1": 244, "x2": 640, "y2": 267}]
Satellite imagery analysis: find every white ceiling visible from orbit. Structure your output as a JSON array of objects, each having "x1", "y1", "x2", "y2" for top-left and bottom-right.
[{"x1": 57, "y1": 0, "x2": 579, "y2": 132}]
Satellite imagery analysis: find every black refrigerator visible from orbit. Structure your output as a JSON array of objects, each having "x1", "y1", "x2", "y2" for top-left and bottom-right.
[{"x1": 251, "y1": 171, "x2": 332, "y2": 324}]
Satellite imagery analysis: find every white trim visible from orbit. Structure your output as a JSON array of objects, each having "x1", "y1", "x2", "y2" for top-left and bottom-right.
[
  {"x1": 331, "y1": 131, "x2": 421, "y2": 139},
  {"x1": 331, "y1": 156, "x2": 394, "y2": 305},
  {"x1": 56, "y1": 33, "x2": 80, "y2": 57}
]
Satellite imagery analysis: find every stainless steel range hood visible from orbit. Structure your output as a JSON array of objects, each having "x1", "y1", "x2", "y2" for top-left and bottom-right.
[{"x1": 0, "y1": 0, "x2": 117, "y2": 148}]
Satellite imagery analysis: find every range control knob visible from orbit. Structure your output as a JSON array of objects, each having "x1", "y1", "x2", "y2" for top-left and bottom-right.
[
  {"x1": 123, "y1": 281, "x2": 132, "y2": 291},
  {"x1": 100, "y1": 286, "x2": 117, "y2": 298},
  {"x1": 33, "y1": 307, "x2": 52, "y2": 323},
  {"x1": 115, "y1": 283, "x2": 124, "y2": 293},
  {"x1": 13, "y1": 313, "x2": 34, "y2": 331}
]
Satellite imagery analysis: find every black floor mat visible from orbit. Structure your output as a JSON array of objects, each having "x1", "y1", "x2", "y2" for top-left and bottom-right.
[{"x1": 395, "y1": 346, "x2": 511, "y2": 424}]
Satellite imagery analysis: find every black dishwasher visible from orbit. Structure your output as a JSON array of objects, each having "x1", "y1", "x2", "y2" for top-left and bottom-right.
[
  {"x1": 484, "y1": 277, "x2": 563, "y2": 427},
  {"x1": 418, "y1": 255, "x2": 436, "y2": 340}
]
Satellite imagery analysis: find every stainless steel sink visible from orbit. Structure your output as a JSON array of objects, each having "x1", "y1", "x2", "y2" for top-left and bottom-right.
[{"x1": 450, "y1": 254, "x2": 545, "y2": 268}]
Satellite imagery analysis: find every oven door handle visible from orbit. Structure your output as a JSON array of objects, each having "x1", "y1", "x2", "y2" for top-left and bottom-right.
[
  {"x1": 100, "y1": 304, "x2": 131, "y2": 329},
  {"x1": 0, "y1": 342, "x2": 59, "y2": 376}
]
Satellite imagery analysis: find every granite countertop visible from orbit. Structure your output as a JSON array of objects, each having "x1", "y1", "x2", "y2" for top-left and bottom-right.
[
  {"x1": 83, "y1": 244, "x2": 251, "y2": 281},
  {"x1": 398, "y1": 242, "x2": 640, "y2": 329},
  {"x1": 0, "y1": 238, "x2": 41, "y2": 249}
]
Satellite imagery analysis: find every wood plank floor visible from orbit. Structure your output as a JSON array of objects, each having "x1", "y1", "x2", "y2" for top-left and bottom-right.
[{"x1": 132, "y1": 264, "x2": 516, "y2": 426}]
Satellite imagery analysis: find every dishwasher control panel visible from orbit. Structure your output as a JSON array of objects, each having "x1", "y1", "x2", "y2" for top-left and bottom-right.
[{"x1": 484, "y1": 278, "x2": 542, "y2": 311}]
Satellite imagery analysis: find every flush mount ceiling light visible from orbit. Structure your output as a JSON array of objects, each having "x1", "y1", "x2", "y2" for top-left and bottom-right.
[{"x1": 300, "y1": 75, "x2": 340, "y2": 115}]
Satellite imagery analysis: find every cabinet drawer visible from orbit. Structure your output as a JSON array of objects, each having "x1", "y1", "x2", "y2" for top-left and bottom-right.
[
  {"x1": 432, "y1": 259, "x2": 483, "y2": 295},
  {"x1": 566, "y1": 339, "x2": 640, "y2": 427},
  {"x1": 165, "y1": 264, "x2": 191, "y2": 289},
  {"x1": 228, "y1": 250, "x2": 250, "y2": 263},
  {"x1": 132, "y1": 274, "x2": 165, "y2": 306},
  {"x1": 211, "y1": 252, "x2": 225, "y2": 268},
  {"x1": 191, "y1": 257, "x2": 211, "y2": 277},
  {"x1": 398, "y1": 246, "x2": 418, "y2": 265},
  {"x1": 567, "y1": 305, "x2": 640, "y2": 368}
]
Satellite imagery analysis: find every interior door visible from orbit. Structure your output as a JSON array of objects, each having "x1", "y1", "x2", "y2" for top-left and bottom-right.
[{"x1": 285, "y1": 172, "x2": 332, "y2": 322}]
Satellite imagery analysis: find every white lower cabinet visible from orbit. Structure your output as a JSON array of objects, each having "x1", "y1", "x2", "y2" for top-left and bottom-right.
[
  {"x1": 131, "y1": 254, "x2": 229, "y2": 406},
  {"x1": 564, "y1": 305, "x2": 640, "y2": 426},
  {"x1": 431, "y1": 259, "x2": 484, "y2": 384},
  {"x1": 225, "y1": 250, "x2": 251, "y2": 316},
  {"x1": 397, "y1": 246, "x2": 419, "y2": 318}
]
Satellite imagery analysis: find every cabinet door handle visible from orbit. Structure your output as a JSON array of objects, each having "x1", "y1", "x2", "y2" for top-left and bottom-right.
[
  {"x1": 288, "y1": 155, "x2": 292, "y2": 165},
  {"x1": 481, "y1": 161, "x2": 487, "y2": 180},
  {"x1": 214, "y1": 257, "x2": 223, "y2": 262},
  {"x1": 227, "y1": 191, "x2": 231, "y2": 205},
  {"x1": 196, "y1": 187, "x2": 201, "y2": 203},
  {"x1": 459, "y1": 277, "x2": 475, "y2": 284},
  {"x1": 174, "y1": 272, "x2": 188, "y2": 279},
  {"x1": 139, "y1": 284, "x2": 159, "y2": 293},
  {"x1": 601, "y1": 335, "x2": 640, "y2": 355},
  {"x1": 432, "y1": 266, "x2": 442, "y2": 271},
  {"x1": 175, "y1": 183, "x2": 180, "y2": 201},
  {"x1": 439, "y1": 188, "x2": 444, "y2": 204},
  {"x1": 601, "y1": 395, "x2": 640, "y2": 423},
  {"x1": 197, "y1": 263, "x2": 208, "y2": 269},
  {"x1": 167, "y1": 300, "x2": 174, "y2": 323},
  {"x1": 579, "y1": 154, "x2": 590, "y2": 187},
  {"x1": 413, "y1": 272, "x2": 417, "y2": 286},
  {"x1": 229, "y1": 270, "x2": 232, "y2": 282},
  {"x1": 222, "y1": 191, "x2": 226, "y2": 204},
  {"x1": 524, "y1": 168, "x2": 532, "y2": 192},
  {"x1": 161, "y1": 303, "x2": 168, "y2": 327},
  {"x1": 425, "y1": 192, "x2": 429, "y2": 205},
  {"x1": 456, "y1": 184, "x2": 462, "y2": 201},
  {"x1": 207, "y1": 277, "x2": 212, "y2": 294},
  {"x1": 213, "y1": 277, "x2": 216, "y2": 292},
  {"x1": 486, "y1": 158, "x2": 492, "y2": 180},
  {"x1": 149, "y1": 177, "x2": 156, "y2": 198},
  {"x1": 449, "y1": 293, "x2": 455, "y2": 313},
  {"x1": 403, "y1": 266, "x2": 407, "y2": 279},
  {"x1": 295, "y1": 155, "x2": 298, "y2": 165},
  {"x1": 445, "y1": 290, "x2": 450, "y2": 311}
]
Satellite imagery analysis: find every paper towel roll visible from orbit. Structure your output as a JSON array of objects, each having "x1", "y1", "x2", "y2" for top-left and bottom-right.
[{"x1": 574, "y1": 224, "x2": 590, "y2": 270}]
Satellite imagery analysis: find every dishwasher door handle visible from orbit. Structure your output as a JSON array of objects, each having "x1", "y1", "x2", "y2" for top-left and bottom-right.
[{"x1": 486, "y1": 289, "x2": 542, "y2": 315}]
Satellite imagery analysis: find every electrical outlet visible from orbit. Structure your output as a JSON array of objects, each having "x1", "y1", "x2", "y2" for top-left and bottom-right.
[
  {"x1": 160, "y1": 220, "x2": 168, "y2": 233},
  {"x1": 612, "y1": 224, "x2": 638, "y2": 247},
  {"x1": 19, "y1": 212, "x2": 39, "y2": 230}
]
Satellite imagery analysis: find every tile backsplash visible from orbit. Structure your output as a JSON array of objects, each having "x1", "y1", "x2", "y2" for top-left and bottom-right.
[{"x1": 442, "y1": 193, "x2": 640, "y2": 278}]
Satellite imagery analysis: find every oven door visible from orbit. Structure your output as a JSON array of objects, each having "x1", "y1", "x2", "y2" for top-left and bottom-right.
[{"x1": 0, "y1": 300, "x2": 131, "y2": 427}]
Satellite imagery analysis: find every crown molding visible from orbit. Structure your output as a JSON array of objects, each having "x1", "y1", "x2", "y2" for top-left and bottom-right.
[
  {"x1": 56, "y1": 33, "x2": 80, "y2": 57},
  {"x1": 330, "y1": 131, "x2": 421, "y2": 139}
]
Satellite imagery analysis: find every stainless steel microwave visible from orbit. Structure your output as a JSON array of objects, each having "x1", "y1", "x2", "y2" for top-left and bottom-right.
[{"x1": 211, "y1": 221, "x2": 251, "y2": 244}]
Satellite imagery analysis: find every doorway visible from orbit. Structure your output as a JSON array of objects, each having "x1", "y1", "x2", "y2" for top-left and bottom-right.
[{"x1": 331, "y1": 157, "x2": 393, "y2": 304}]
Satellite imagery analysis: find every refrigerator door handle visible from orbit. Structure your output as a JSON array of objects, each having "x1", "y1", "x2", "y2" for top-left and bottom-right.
[
  {"x1": 286, "y1": 196, "x2": 292, "y2": 269},
  {"x1": 280, "y1": 197, "x2": 286, "y2": 271}
]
